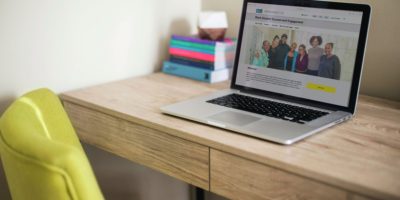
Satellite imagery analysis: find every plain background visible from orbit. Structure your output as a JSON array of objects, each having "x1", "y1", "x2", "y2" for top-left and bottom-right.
[
  {"x1": 0, "y1": 0, "x2": 201, "y2": 113},
  {"x1": 0, "y1": 0, "x2": 399, "y2": 199}
]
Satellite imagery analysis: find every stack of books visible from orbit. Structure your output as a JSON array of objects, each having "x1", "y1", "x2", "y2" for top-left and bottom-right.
[{"x1": 163, "y1": 35, "x2": 236, "y2": 83}]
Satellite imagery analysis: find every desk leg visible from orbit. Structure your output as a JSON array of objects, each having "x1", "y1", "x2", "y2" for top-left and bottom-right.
[{"x1": 195, "y1": 187, "x2": 205, "y2": 200}]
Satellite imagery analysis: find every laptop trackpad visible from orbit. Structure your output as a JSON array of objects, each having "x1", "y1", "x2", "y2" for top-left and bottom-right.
[{"x1": 207, "y1": 111, "x2": 261, "y2": 126}]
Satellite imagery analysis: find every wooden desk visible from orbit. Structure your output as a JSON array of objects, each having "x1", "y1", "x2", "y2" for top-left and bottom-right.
[{"x1": 61, "y1": 73, "x2": 400, "y2": 200}]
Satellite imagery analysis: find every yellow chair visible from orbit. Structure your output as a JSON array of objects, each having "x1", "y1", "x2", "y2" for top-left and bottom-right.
[{"x1": 0, "y1": 88, "x2": 104, "y2": 200}]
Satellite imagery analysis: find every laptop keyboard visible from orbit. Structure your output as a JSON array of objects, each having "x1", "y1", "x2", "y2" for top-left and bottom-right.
[{"x1": 207, "y1": 94, "x2": 329, "y2": 124}]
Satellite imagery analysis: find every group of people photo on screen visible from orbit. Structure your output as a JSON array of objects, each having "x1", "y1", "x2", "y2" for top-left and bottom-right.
[{"x1": 251, "y1": 34, "x2": 342, "y2": 80}]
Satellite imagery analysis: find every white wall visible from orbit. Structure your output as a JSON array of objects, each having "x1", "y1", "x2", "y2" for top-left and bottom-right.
[
  {"x1": 0, "y1": 0, "x2": 201, "y2": 199},
  {"x1": 0, "y1": 0, "x2": 200, "y2": 113},
  {"x1": 202, "y1": 0, "x2": 400, "y2": 101}
]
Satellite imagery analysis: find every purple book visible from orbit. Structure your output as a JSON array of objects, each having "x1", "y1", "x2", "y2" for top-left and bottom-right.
[{"x1": 171, "y1": 35, "x2": 235, "y2": 46}]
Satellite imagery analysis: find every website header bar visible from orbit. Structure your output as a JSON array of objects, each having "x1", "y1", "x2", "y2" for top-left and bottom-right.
[{"x1": 247, "y1": 3, "x2": 363, "y2": 25}]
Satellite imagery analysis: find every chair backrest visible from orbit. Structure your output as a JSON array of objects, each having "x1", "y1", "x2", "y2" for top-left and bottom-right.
[{"x1": 0, "y1": 88, "x2": 104, "y2": 200}]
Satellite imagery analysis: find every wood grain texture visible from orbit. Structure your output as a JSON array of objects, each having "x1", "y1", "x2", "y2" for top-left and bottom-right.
[
  {"x1": 210, "y1": 149, "x2": 347, "y2": 200},
  {"x1": 348, "y1": 194, "x2": 375, "y2": 200},
  {"x1": 63, "y1": 101, "x2": 209, "y2": 190},
  {"x1": 61, "y1": 73, "x2": 400, "y2": 200}
]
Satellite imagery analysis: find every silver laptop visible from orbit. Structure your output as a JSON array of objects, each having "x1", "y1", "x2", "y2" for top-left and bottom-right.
[{"x1": 161, "y1": 0, "x2": 371, "y2": 145}]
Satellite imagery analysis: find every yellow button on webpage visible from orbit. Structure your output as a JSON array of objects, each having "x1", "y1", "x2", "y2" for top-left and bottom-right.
[{"x1": 306, "y1": 83, "x2": 337, "y2": 93}]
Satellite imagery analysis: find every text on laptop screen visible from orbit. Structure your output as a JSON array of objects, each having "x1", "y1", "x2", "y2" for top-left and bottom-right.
[{"x1": 235, "y1": 3, "x2": 363, "y2": 107}]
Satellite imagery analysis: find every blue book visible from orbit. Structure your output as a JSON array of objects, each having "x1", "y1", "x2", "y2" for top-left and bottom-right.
[
  {"x1": 170, "y1": 56, "x2": 215, "y2": 70},
  {"x1": 162, "y1": 61, "x2": 230, "y2": 83}
]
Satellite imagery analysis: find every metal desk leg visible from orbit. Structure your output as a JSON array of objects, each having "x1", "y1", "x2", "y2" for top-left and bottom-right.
[{"x1": 195, "y1": 187, "x2": 205, "y2": 200}]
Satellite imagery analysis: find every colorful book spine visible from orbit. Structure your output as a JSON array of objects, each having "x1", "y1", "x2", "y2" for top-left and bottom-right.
[
  {"x1": 169, "y1": 44, "x2": 215, "y2": 55},
  {"x1": 162, "y1": 61, "x2": 230, "y2": 83},
  {"x1": 170, "y1": 39, "x2": 216, "y2": 51},
  {"x1": 172, "y1": 35, "x2": 236, "y2": 45},
  {"x1": 165, "y1": 35, "x2": 237, "y2": 78},
  {"x1": 172, "y1": 35, "x2": 217, "y2": 45},
  {"x1": 170, "y1": 56, "x2": 215, "y2": 70},
  {"x1": 169, "y1": 48, "x2": 215, "y2": 62},
  {"x1": 171, "y1": 35, "x2": 236, "y2": 54}
]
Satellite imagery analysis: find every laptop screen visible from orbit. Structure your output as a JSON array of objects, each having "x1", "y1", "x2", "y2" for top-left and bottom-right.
[{"x1": 234, "y1": 2, "x2": 364, "y2": 107}]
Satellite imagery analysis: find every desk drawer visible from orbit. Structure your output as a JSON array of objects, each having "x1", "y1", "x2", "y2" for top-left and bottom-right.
[
  {"x1": 210, "y1": 149, "x2": 347, "y2": 200},
  {"x1": 63, "y1": 102, "x2": 209, "y2": 189}
]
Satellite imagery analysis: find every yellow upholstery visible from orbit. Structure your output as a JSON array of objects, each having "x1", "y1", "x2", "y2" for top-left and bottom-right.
[{"x1": 0, "y1": 89, "x2": 104, "y2": 200}]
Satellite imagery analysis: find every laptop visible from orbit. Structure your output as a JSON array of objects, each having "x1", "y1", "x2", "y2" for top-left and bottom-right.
[{"x1": 161, "y1": 0, "x2": 371, "y2": 145}]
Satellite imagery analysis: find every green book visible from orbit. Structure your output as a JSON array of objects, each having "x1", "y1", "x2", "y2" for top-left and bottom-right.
[{"x1": 170, "y1": 39, "x2": 216, "y2": 51}]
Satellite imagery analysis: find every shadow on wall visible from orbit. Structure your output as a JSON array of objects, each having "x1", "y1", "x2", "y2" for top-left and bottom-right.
[
  {"x1": 0, "y1": 162, "x2": 11, "y2": 200},
  {"x1": 155, "y1": 18, "x2": 192, "y2": 72},
  {"x1": 0, "y1": 97, "x2": 15, "y2": 200},
  {"x1": 0, "y1": 97, "x2": 16, "y2": 115}
]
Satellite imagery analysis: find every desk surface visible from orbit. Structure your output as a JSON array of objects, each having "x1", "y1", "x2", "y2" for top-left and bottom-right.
[{"x1": 61, "y1": 73, "x2": 400, "y2": 200}]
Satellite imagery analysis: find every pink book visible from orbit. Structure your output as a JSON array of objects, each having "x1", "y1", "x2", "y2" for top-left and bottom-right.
[{"x1": 169, "y1": 48, "x2": 215, "y2": 62}]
